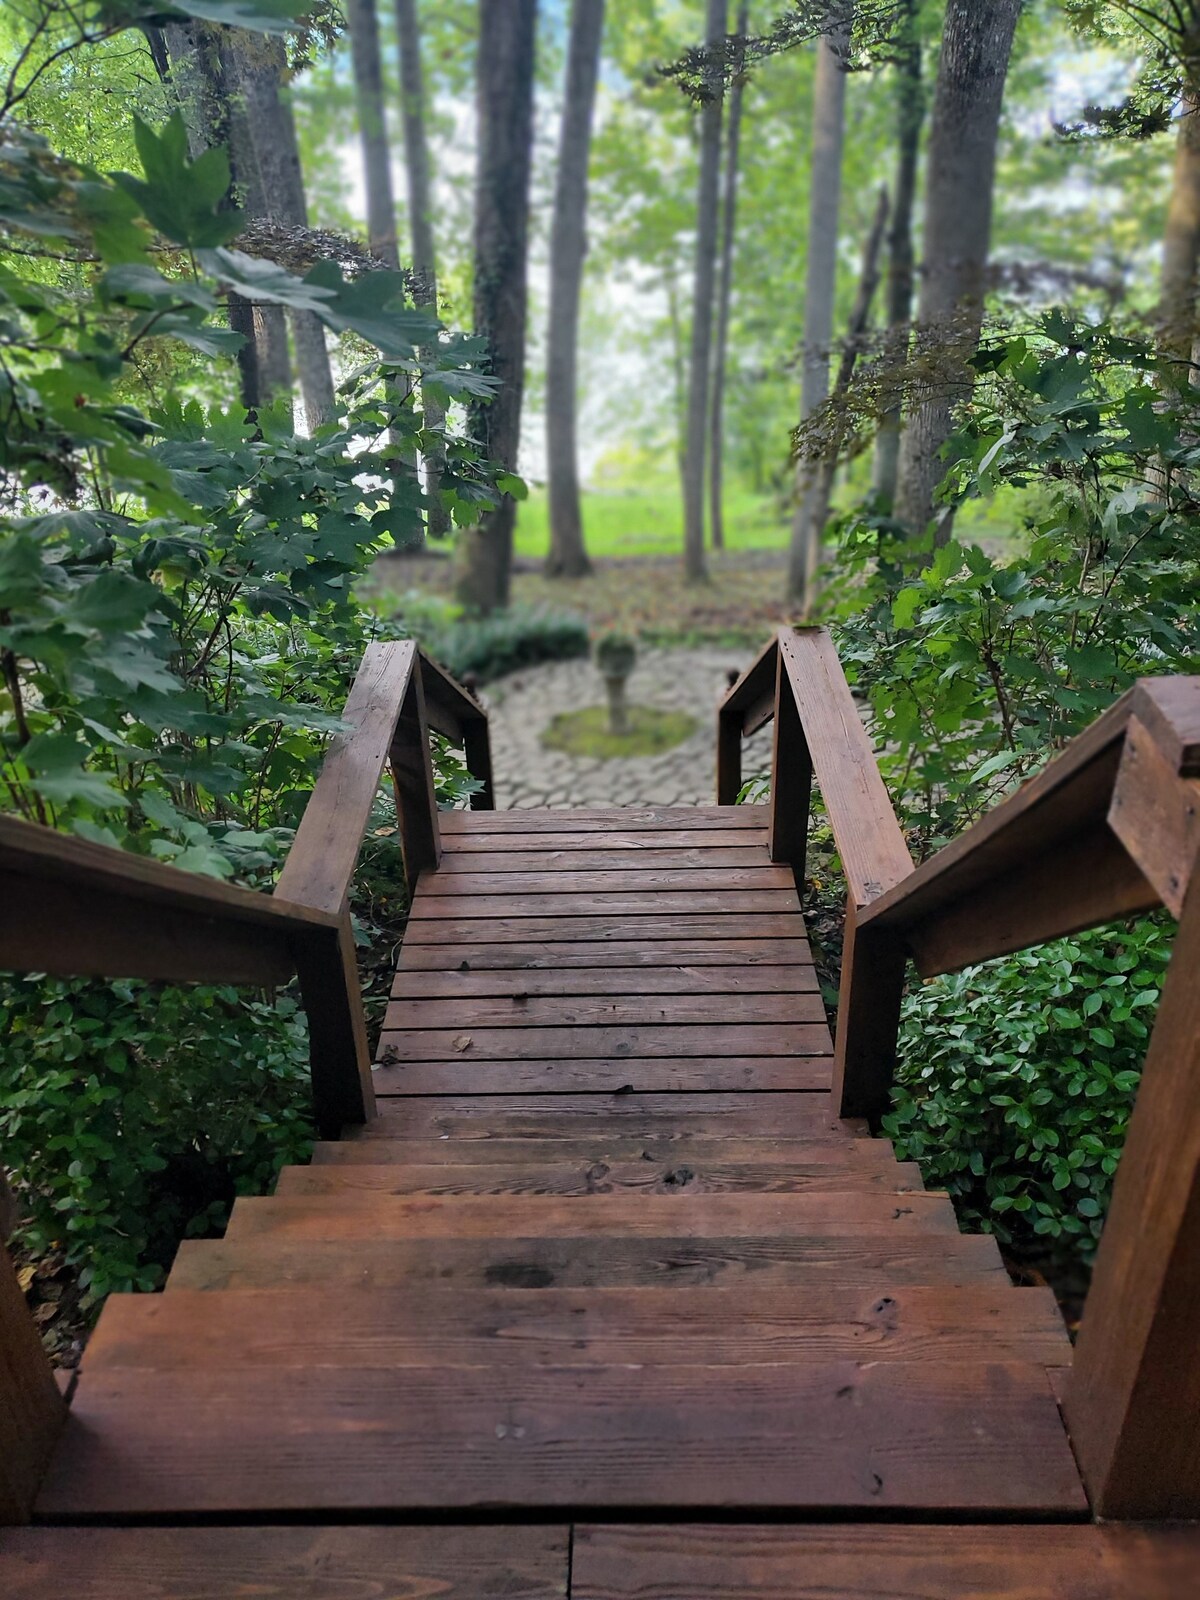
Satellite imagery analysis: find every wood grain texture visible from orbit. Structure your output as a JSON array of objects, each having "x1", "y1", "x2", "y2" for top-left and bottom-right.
[
  {"x1": 422, "y1": 867, "x2": 795, "y2": 894},
  {"x1": 1108, "y1": 713, "x2": 1200, "y2": 916},
  {"x1": 402, "y1": 914, "x2": 806, "y2": 944},
  {"x1": 572, "y1": 1524, "x2": 1200, "y2": 1600},
  {"x1": 36, "y1": 1362, "x2": 1086, "y2": 1515},
  {"x1": 395, "y1": 938, "x2": 811, "y2": 970},
  {"x1": 312, "y1": 1134, "x2": 900, "y2": 1168},
  {"x1": 436, "y1": 846, "x2": 772, "y2": 872},
  {"x1": 221, "y1": 1190, "x2": 961, "y2": 1243},
  {"x1": 390, "y1": 965, "x2": 819, "y2": 998},
  {"x1": 1131, "y1": 674, "x2": 1200, "y2": 776},
  {"x1": 383, "y1": 991, "x2": 825, "y2": 1029},
  {"x1": 439, "y1": 804, "x2": 770, "y2": 833},
  {"x1": 441, "y1": 828, "x2": 769, "y2": 852},
  {"x1": 409, "y1": 889, "x2": 802, "y2": 919},
  {"x1": 85, "y1": 1286, "x2": 1067, "y2": 1370},
  {"x1": 390, "y1": 653, "x2": 441, "y2": 882},
  {"x1": 0, "y1": 1525, "x2": 569, "y2": 1600},
  {"x1": 371, "y1": 1058, "x2": 833, "y2": 1095},
  {"x1": 169, "y1": 1230, "x2": 1008, "y2": 1293},
  {"x1": 0, "y1": 1244, "x2": 66, "y2": 1523},
  {"x1": 769, "y1": 644, "x2": 812, "y2": 867},
  {"x1": 349, "y1": 1093, "x2": 860, "y2": 1139},
  {"x1": 378, "y1": 1022, "x2": 831, "y2": 1059}
]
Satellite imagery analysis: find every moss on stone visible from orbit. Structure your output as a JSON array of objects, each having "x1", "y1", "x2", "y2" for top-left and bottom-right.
[{"x1": 540, "y1": 705, "x2": 697, "y2": 759}]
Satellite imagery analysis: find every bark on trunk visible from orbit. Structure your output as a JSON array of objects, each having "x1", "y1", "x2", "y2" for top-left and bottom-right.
[
  {"x1": 708, "y1": 0, "x2": 749, "y2": 554},
  {"x1": 787, "y1": 26, "x2": 849, "y2": 607},
  {"x1": 395, "y1": 0, "x2": 450, "y2": 537},
  {"x1": 1160, "y1": 85, "x2": 1200, "y2": 385},
  {"x1": 681, "y1": 0, "x2": 727, "y2": 584},
  {"x1": 893, "y1": 0, "x2": 1021, "y2": 544},
  {"x1": 346, "y1": 0, "x2": 400, "y2": 268},
  {"x1": 545, "y1": 0, "x2": 605, "y2": 580},
  {"x1": 872, "y1": 0, "x2": 923, "y2": 508},
  {"x1": 456, "y1": 0, "x2": 538, "y2": 615}
]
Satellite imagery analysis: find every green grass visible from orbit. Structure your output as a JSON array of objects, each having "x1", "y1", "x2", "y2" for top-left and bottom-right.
[
  {"x1": 541, "y1": 705, "x2": 698, "y2": 759},
  {"x1": 513, "y1": 483, "x2": 786, "y2": 561}
]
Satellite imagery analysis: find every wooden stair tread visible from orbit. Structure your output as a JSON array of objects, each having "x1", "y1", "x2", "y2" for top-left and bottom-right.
[
  {"x1": 36, "y1": 1362, "x2": 1086, "y2": 1516},
  {"x1": 402, "y1": 913, "x2": 806, "y2": 943},
  {"x1": 420, "y1": 866, "x2": 797, "y2": 892},
  {"x1": 390, "y1": 965, "x2": 819, "y2": 996},
  {"x1": 222, "y1": 1189, "x2": 963, "y2": 1242},
  {"x1": 371, "y1": 1058, "x2": 834, "y2": 1095},
  {"x1": 570, "y1": 1524, "x2": 1200, "y2": 1599},
  {"x1": 280, "y1": 1157, "x2": 927, "y2": 1195},
  {"x1": 438, "y1": 804, "x2": 769, "y2": 832},
  {"x1": 311, "y1": 1133, "x2": 902, "y2": 1166},
  {"x1": 434, "y1": 845, "x2": 775, "y2": 870},
  {"x1": 86, "y1": 1285, "x2": 1071, "y2": 1369},
  {"x1": 396, "y1": 938, "x2": 811, "y2": 969},
  {"x1": 376, "y1": 1022, "x2": 832, "y2": 1057},
  {"x1": 168, "y1": 1230, "x2": 1009, "y2": 1291},
  {"x1": 351, "y1": 1093, "x2": 867, "y2": 1137},
  {"x1": 0, "y1": 1525, "x2": 569, "y2": 1599},
  {"x1": 383, "y1": 991, "x2": 826, "y2": 1026}
]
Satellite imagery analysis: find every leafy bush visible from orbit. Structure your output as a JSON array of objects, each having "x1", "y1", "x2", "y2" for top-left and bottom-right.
[
  {"x1": 884, "y1": 920, "x2": 1171, "y2": 1263},
  {"x1": 392, "y1": 594, "x2": 590, "y2": 683}
]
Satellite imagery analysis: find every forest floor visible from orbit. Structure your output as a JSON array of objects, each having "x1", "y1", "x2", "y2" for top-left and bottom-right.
[{"x1": 371, "y1": 545, "x2": 793, "y2": 645}]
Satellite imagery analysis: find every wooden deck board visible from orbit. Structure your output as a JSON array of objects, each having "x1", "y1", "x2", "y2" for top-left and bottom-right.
[{"x1": 371, "y1": 1058, "x2": 833, "y2": 1094}]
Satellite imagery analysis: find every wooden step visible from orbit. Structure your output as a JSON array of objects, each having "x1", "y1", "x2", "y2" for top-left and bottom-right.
[
  {"x1": 396, "y1": 938, "x2": 810, "y2": 970},
  {"x1": 390, "y1": 964, "x2": 819, "y2": 997},
  {"x1": 439, "y1": 804, "x2": 768, "y2": 833},
  {"x1": 570, "y1": 1524, "x2": 1200, "y2": 1599},
  {"x1": 351, "y1": 1093, "x2": 865, "y2": 1137},
  {"x1": 86, "y1": 1285, "x2": 1070, "y2": 1370},
  {"x1": 282, "y1": 1157, "x2": 926, "y2": 1196},
  {"x1": 169, "y1": 1229, "x2": 1008, "y2": 1292},
  {"x1": 222, "y1": 1190, "x2": 963, "y2": 1243},
  {"x1": 0, "y1": 1525, "x2": 569, "y2": 1599},
  {"x1": 435, "y1": 845, "x2": 772, "y2": 871},
  {"x1": 377, "y1": 1021, "x2": 830, "y2": 1058},
  {"x1": 384, "y1": 990, "x2": 826, "y2": 1027},
  {"x1": 421, "y1": 866, "x2": 797, "y2": 893},
  {"x1": 372, "y1": 1056, "x2": 833, "y2": 1095},
  {"x1": 36, "y1": 1362, "x2": 1086, "y2": 1517},
  {"x1": 438, "y1": 828, "x2": 771, "y2": 853},
  {"x1": 409, "y1": 889, "x2": 803, "y2": 920},
  {"x1": 312, "y1": 1134, "x2": 901, "y2": 1167},
  {"x1": 402, "y1": 913, "x2": 805, "y2": 944}
]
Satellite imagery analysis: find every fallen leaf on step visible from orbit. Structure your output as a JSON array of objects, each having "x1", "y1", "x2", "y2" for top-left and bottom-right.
[{"x1": 453, "y1": 1034, "x2": 473, "y2": 1052}]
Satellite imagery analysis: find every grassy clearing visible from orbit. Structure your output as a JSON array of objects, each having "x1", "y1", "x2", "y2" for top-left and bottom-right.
[
  {"x1": 513, "y1": 482, "x2": 786, "y2": 561},
  {"x1": 541, "y1": 705, "x2": 698, "y2": 758}
]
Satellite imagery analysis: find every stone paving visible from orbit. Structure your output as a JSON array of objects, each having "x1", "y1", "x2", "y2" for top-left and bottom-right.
[{"x1": 480, "y1": 646, "x2": 774, "y2": 810}]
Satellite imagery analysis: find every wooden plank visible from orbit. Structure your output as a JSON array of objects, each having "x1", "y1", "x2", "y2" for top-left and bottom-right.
[
  {"x1": 384, "y1": 992, "x2": 825, "y2": 1028},
  {"x1": 441, "y1": 828, "x2": 769, "y2": 852},
  {"x1": 402, "y1": 914, "x2": 805, "y2": 944},
  {"x1": 276, "y1": 641, "x2": 416, "y2": 916},
  {"x1": 372, "y1": 1058, "x2": 833, "y2": 1095},
  {"x1": 439, "y1": 804, "x2": 770, "y2": 833},
  {"x1": 409, "y1": 890, "x2": 801, "y2": 919},
  {"x1": 377, "y1": 1023, "x2": 831, "y2": 1059},
  {"x1": 831, "y1": 902, "x2": 909, "y2": 1123},
  {"x1": 777, "y1": 628, "x2": 912, "y2": 906},
  {"x1": 436, "y1": 846, "x2": 771, "y2": 872},
  {"x1": 0, "y1": 1245, "x2": 66, "y2": 1524},
  {"x1": 1065, "y1": 868, "x2": 1200, "y2": 1518},
  {"x1": 0, "y1": 1525, "x2": 569, "y2": 1600},
  {"x1": 222, "y1": 1190, "x2": 961, "y2": 1242},
  {"x1": 396, "y1": 938, "x2": 811, "y2": 970},
  {"x1": 86, "y1": 1285, "x2": 1069, "y2": 1370},
  {"x1": 1108, "y1": 712, "x2": 1200, "y2": 916},
  {"x1": 1131, "y1": 674, "x2": 1200, "y2": 776},
  {"x1": 348, "y1": 1093, "x2": 859, "y2": 1140},
  {"x1": 390, "y1": 966, "x2": 819, "y2": 998},
  {"x1": 36, "y1": 1362, "x2": 1087, "y2": 1515},
  {"x1": 312, "y1": 1134, "x2": 902, "y2": 1168},
  {"x1": 420, "y1": 866, "x2": 795, "y2": 894},
  {"x1": 769, "y1": 642, "x2": 812, "y2": 867},
  {"x1": 294, "y1": 914, "x2": 375, "y2": 1137},
  {"x1": 390, "y1": 650, "x2": 441, "y2": 882},
  {"x1": 288, "y1": 1155, "x2": 912, "y2": 1194},
  {"x1": 718, "y1": 633, "x2": 779, "y2": 725},
  {"x1": 572, "y1": 1524, "x2": 1200, "y2": 1600},
  {"x1": 169, "y1": 1229, "x2": 1008, "y2": 1292}
]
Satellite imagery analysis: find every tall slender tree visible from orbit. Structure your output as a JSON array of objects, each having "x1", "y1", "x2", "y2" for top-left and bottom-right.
[
  {"x1": 346, "y1": 0, "x2": 399, "y2": 267},
  {"x1": 545, "y1": 0, "x2": 606, "y2": 580},
  {"x1": 708, "y1": 0, "x2": 750, "y2": 552},
  {"x1": 871, "y1": 0, "x2": 923, "y2": 507},
  {"x1": 456, "y1": 0, "x2": 538, "y2": 615},
  {"x1": 787, "y1": 22, "x2": 850, "y2": 605},
  {"x1": 893, "y1": 0, "x2": 1022, "y2": 541},
  {"x1": 681, "y1": 0, "x2": 727, "y2": 583}
]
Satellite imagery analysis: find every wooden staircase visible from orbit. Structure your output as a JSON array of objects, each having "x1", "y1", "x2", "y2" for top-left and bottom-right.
[{"x1": 2, "y1": 635, "x2": 1199, "y2": 1595}]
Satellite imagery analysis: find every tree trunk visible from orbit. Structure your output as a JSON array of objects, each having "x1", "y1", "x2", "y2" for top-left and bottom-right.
[
  {"x1": 893, "y1": 0, "x2": 1021, "y2": 543},
  {"x1": 708, "y1": 0, "x2": 749, "y2": 554},
  {"x1": 681, "y1": 0, "x2": 727, "y2": 584},
  {"x1": 1160, "y1": 85, "x2": 1200, "y2": 385},
  {"x1": 456, "y1": 0, "x2": 538, "y2": 615},
  {"x1": 545, "y1": 0, "x2": 605, "y2": 580},
  {"x1": 787, "y1": 26, "x2": 849, "y2": 606},
  {"x1": 395, "y1": 0, "x2": 450, "y2": 537},
  {"x1": 872, "y1": 0, "x2": 923, "y2": 508},
  {"x1": 346, "y1": 0, "x2": 399, "y2": 268}
]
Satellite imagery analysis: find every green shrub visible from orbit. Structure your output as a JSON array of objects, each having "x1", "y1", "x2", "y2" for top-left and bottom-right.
[
  {"x1": 391, "y1": 594, "x2": 589, "y2": 683},
  {"x1": 884, "y1": 919, "x2": 1171, "y2": 1263}
]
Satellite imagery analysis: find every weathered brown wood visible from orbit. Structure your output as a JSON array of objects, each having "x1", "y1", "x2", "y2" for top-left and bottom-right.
[
  {"x1": 294, "y1": 1157, "x2": 919, "y2": 1194},
  {"x1": 402, "y1": 914, "x2": 806, "y2": 944},
  {"x1": 778, "y1": 628, "x2": 912, "y2": 904},
  {"x1": 1108, "y1": 713, "x2": 1200, "y2": 917},
  {"x1": 421, "y1": 866, "x2": 795, "y2": 894},
  {"x1": 409, "y1": 889, "x2": 801, "y2": 920},
  {"x1": 1131, "y1": 674, "x2": 1200, "y2": 776},
  {"x1": 461, "y1": 718, "x2": 495, "y2": 810},
  {"x1": 0, "y1": 814, "x2": 331, "y2": 987},
  {"x1": 350, "y1": 1093, "x2": 860, "y2": 1139},
  {"x1": 86, "y1": 1284, "x2": 1068, "y2": 1369},
  {"x1": 292, "y1": 916, "x2": 375, "y2": 1137},
  {"x1": 169, "y1": 1229, "x2": 1007, "y2": 1292},
  {"x1": 391, "y1": 965, "x2": 819, "y2": 998},
  {"x1": 313, "y1": 1134, "x2": 899, "y2": 1168},
  {"x1": 718, "y1": 633, "x2": 779, "y2": 724},
  {"x1": 441, "y1": 827, "x2": 769, "y2": 852},
  {"x1": 223, "y1": 1190, "x2": 961, "y2": 1242},
  {"x1": 1, "y1": 1244, "x2": 66, "y2": 1524},
  {"x1": 437, "y1": 845, "x2": 771, "y2": 872},
  {"x1": 390, "y1": 652, "x2": 441, "y2": 883},
  {"x1": 415, "y1": 649, "x2": 488, "y2": 738},
  {"x1": 396, "y1": 937, "x2": 811, "y2": 970},
  {"x1": 36, "y1": 1362, "x2": 1086, "y2": 1515},
  {"x1": 0, "y1": 1525, "x2": 569, "y2": 1600},
  {"x1": 831, "y1": 902, "x2": 910, "y2": 1122},
  {"x1": 717, "y1": 704, "x2": 743, "y2": 805},
  {"x1": 378, "y1": 1022, "x2": 830, "y2": 1059},
  {"x1": 572, "y1": 1524, "x2": 1200, "y2": 1600},
  {"x1": 438, "y1": 804, "x2": 769, "y2": 833},
  {"x1": 768, "y1": 644, "x2": 812, "y2": 868},
  {"x1": 1065, "y1": 869, "x2": 1200, "y2": 1518},
  {"x1": 384, "y1": 991, "x2": 825, "y2": 1028},
  {"x1": 276, "y1": 641, "x2": 418, "y2": 916},
  {"x1": 371, "y1": 1057, "x2": 832, "y2": 1095}
]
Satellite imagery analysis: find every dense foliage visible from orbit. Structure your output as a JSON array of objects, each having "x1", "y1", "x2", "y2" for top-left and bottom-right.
[{"x1": 389, "y1": 593, "x2": 590, "y2": 683}]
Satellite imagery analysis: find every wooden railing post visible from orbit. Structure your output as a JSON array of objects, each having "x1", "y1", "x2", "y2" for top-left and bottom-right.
[
  {"x1": 1064, "y1": 863, "x2": 1200, "y2": 1519},
  {"x1": 716, "y1": 700, "x2": 743, "y2": 805},
  {"x1": 767, "y1": 647, "x2": 812, "y2": 866},
  {"x1": 290, "y1": 918, "x2": 376, "y2": 1141},
  {"x1": 391, "y1": 658, "x2": 441, "y2": 882},
  {"x1": 1, "y1": 1175, "x2": 66, "y2": 1524},
  {"x1": 830, "y1": 906, "x2": 909, "y2": 1124}
]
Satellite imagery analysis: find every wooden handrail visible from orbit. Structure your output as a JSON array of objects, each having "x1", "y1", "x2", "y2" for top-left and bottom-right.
[{"x1": 722, "y1": 628, "x2": 1200, "y2": 1519}]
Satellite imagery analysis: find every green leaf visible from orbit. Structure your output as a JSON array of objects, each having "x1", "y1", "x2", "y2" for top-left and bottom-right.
[{"x1": 112, "y1": 116, "x2": 243, "y2": 250}]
